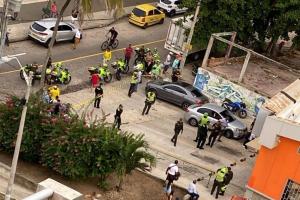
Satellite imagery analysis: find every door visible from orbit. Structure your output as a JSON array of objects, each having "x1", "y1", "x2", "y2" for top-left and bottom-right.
[
  {"x1": 197, "y1": 108, "x2": 217, "y2": 124},
  {"x1": 147, "y1": 10, "x2": 156, "y2": 25},
  {"x1": 163, "y1": 85, "x2": 187, "y2": 105},
  {"x1": 56, "y1": 25, "x2": 74, "y2": 41},
  {"x1": 154, "y1": 9, "x2": 163, "y2": 23}
]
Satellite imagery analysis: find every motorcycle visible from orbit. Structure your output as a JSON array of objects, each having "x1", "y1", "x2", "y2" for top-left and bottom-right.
[
  {"x1": 47, "y1": 67, "x2": 72, "y2": 85},
  {"x1": 222, "y1": 98, "x2": 248, "y2": 118},
  {"x1": 88, "y1": 65, "x2": 112, "y2": 83},
  {"x1": 134, "y1": 47, "x2": 145, "y2": 65},
  {"x1": 111, "y1": 59, "x2": 129, "y2": 81},
  {"x1": 20, "y1": 64, "x2": 41, "y2": 84}
]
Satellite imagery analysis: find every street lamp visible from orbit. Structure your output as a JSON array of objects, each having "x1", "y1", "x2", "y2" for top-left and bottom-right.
[{"x1": 179, "y1": 0, "x2": 201, "y2": 70}]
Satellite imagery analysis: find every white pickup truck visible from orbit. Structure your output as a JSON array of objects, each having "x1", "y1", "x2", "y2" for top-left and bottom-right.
[
  {"x1": 157, "y1": 0, "x2": 187, "y2": 17},
  {"x1": 164, "y1": 16, "x2": 205, "y2": 62}
]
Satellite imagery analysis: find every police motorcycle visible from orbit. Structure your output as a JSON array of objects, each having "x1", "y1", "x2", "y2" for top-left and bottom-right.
[
  {"x1": 20, "y1": 63, "x2": 42, "y2": 84},
  {"x1": 111, "y1": 58, "x2": 129, "y2": 81},
  {"x1": 134, "y1": 47, "x2": 146, "y2": 65},
  {"x1": 46, "y1": 62, "x2": 72, "y2": 85},
  {"x1": 88, "y1": 63, "x2": 112, "y2": 83}
]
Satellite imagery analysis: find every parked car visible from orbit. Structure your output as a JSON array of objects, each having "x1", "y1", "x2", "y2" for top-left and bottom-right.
[
  {"x1": 145, "y1": 80, "x2": 209, "y2": 110},
  {"x1": 157, "y1": 0, "x2": 187, "y2": 17},
  {"x1": 28, "y1": 18, "x2": 80, "y2": 47},
  {"x1": 184, "y1": 103, "x2": 247, "y2": 139},
  {"x1": 129, "y1": 4, "x2": 165, "y2": 29}
]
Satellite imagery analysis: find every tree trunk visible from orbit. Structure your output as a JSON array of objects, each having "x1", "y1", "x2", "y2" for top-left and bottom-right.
[
  {"x1": 39, "y1": 0, "x2": 72, "y2": 89},
  {"x1": 117, "y1": 175, "x2": 125, "y2": 192}
]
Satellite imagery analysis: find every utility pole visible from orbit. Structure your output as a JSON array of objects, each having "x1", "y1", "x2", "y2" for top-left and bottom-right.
[
  {"x1": 0, "y1": 0, "x2": 10, "y2": 58},
  {"x1": 179, "y1": 0, "x2": 201, "y2": 70},
  {"x1": 5, "y1": 71, "x2": 33, "y2": 200}
]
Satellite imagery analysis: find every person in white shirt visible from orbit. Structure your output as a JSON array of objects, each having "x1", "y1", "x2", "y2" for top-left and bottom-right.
[
  {"x1": 165, "y1": 160, "x2": 179, "y2": 185},
  {"x1": 73, "y1": 29, "x2": 81, "y2": 49},
  {"x1": 163, "y1": 52, "x2": 173, "y2": 74},
  {"x1": 187, "y1": 180, "x2": 199, "y2": 200}
]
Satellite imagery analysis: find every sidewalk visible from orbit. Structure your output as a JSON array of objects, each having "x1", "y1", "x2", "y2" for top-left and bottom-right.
[{"x1": 7, "y1": 5, "x2": 136, "y2": 42}]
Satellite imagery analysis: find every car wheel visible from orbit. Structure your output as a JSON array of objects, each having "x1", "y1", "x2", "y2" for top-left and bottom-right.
[
  {"x1": 182, "y1": 102, "x2": 190, "y2": 110},
  {"x1": 142, "y1": 23, "x2": 148, "y2": 29},
  {"x1": 224, "y1": 130, "x2": 233, "y2": 139},
  {"x1": 188, "y1": 118, "x2": 198, "y2": 127},
  {"x1": 44, "y1": 39, "x2": 51, "y2": 48},
  {"x1": 238, "y1": 110, "x2": 247, "y2": 119}
]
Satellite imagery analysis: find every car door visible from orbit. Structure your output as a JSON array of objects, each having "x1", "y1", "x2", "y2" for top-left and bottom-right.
[
  {"x1": 197, "y1": 108, "x2": 218, "y2": 124},
  {"x1": 147, "y1": 10, "x2": 156, "y2": 25},
  {"x1": 57, "y1": 25, "x2": 74, "y2": 41},
  {"x1": 163, "y1": 85, "x2": 186, "y2": 105},
  {"x1": 153, "y1": 9, "x2": 163, "y2": 23}
]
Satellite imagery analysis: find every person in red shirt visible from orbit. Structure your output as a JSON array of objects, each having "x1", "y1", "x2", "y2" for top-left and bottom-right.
[
  {"x1": 51, "y1": 1, "x2": 58, "y2": 17},
  {"x1": 124, "y1": 44, "x2": 133, "y2": 66},
  {"x1": 91, "y1": 73, "x2": 100, "y2": 92}
]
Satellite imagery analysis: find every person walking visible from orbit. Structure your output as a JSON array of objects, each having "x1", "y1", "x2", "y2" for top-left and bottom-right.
[
  {"x1": 194, "y1": 113, "x2": 210, "y2": 142},
  {"x1": 207, "y1": 121, "x2": 222, "y2": 148},
  {"x1": 124, "y1": 44, "x2": 133, "y2": 66},
  {"x1": 50, "y1": 1, "x2": 58, "y2": 17},
  {"x1": 94, "y1": 84, "x2": 103, "y2": 108},
  {"x1": 219, "y1": 167, "x2": 233, "y2": 196},
  {"x1": 163, "y1": 52, "x2": 173, "y2": 74},
  {"x1": 142, "y1": 91, "x2": 156, "y2": 115},
  {"x1": 164, "y1": 182, "x2": 174, "y2": 200},
  {"x1": 187, "y1": 180, "x2": 199, "y2": 200},
  {"x1": 128, "y1": 70, "x2": 138, "y2": 97},
  {"x1": 103, "y1": 47, "x2": 112, "y2": 65},
  {"x1": 73, "y1": 29, "x2": 81, "y2": 49},
  {"x1": 171, "y1": 118, "x2": 183, "y2": 146},
  {"x1": 113, "y1": 104, "x2": 123, "y2": 130},
  {"x1": 211, "y1": 167, "x2": 228, "y2": 199},
  {"x1": 165, "y1": 160, "x2": 179, "y2": 186}
]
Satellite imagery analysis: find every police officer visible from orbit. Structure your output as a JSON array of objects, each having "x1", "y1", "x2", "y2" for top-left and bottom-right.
[
  {"x1": 219, "y1": 167, "x2": 233, "y2": 196},
  {"x1": 171, "y1": 118, "x2": 183, "y2": 147},
  {"x1": 94, "y1": 83, "x2": 103, "y2": 108},
  {"x1": 211, "y1": 167, "x2": 228, "y2": 199},
  {"x1": 207, "y1": 120, "x2": 222, "y2": 148},
  {"x1": 142, "y1": 91, "x2": 156, "y2": 115},
  {"x1": 128, "y1": 70, "x2": 138, "y2": 97},
  {"x1": 194, "y1": 113, "x2": 210, "y2": 142}
]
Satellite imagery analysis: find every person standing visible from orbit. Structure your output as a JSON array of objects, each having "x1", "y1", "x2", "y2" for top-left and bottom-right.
[
  {"x1": 171, "y1": 118, "x2": 183, "y2": 147},
  {"x1": 196, "y1": 117, "x2": 209, "y2": 150},
  {"x1": 163, "y1": 52, "x2": 173, "y2": 74},
  {"x1": 211, "y1": 167, "x2": 228, "y2": 199},
  {"x1": 142, "y1": 91, "x2": 156, "y2": 115},
  {"x1": 50, "y1": 1, "x2": 58, "y2": 17},
  {"x1": 91, "y1": 73, "x2": 100, "y2": 91},
  {"x1": 243, "y1": 131, "x2": 256, "y2": 149},
  {"x1": 171, "y1": 69, "x2": 181, "y2": 82},
  {"x1": 187, "y1": 180, "x2": 199, "y2": 200},
  {"x1": 217, "y1": 117, "x2": 228, "y2": 142},
  {"x1": 103, "y1": 47, "x2": 112, "y2": 65},
  {"x1": 219, "y1": 167, "x2": 233, "y2": 196},
  {"x1": 128, "y1": 70, "x2": 138, "y2": 97},
  {"x1": 73, "y1": 29, "x2": 81, "y2": 49},
  {"x1": 114, "y1": 104, "x2": 123, "y2": 130},
  {"x1": 194, "y1": 113, "x2": 210, "y2": 142},
  {"x1": 94, "y1": 84, "x2": 103, "y2": 108},
  {"x1": 165, "y1": 160, "x2": 179, "y2": 186},
  {"x1": 207, "y1": 121, "x2": 222, "y2": 148},
  {"x1": 124, "y1": 44, "x2": 133, "y2": 66},
  {"x1": 49, "y1": 85, "x2": 60, "y2": 100}
]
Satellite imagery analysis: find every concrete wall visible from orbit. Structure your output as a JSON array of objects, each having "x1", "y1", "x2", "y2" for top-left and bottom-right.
[{"x1": 194, "y1": 68, "x2": 266, "y2": 115}]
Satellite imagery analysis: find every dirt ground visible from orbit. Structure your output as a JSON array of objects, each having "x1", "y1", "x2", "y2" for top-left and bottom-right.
[{"x1": 0, "y1": 152, "x2": 186, "y2": 200}]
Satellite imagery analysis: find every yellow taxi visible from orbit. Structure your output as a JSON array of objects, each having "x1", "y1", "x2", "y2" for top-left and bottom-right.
[{"x1": 129, "y1": 4, "x2": 165, "y2": 29}]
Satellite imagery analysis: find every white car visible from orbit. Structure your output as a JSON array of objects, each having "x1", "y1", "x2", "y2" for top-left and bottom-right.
[
  {"x1": 157, "y1": 0, "x2": 187, "y2": 17},
  {"x1": 28, "y1": 18, "x2": 80, "y2": 47}
]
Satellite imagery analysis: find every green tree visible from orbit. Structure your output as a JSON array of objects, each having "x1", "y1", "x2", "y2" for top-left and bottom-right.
[{"x1": 40, "y1": 0, "x2": 124, "y2": 87}]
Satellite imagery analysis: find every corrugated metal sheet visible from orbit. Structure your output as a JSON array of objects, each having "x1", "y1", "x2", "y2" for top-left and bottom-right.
[{"x1": 264, "y1": 79, "x2": 300, "y2": 114}]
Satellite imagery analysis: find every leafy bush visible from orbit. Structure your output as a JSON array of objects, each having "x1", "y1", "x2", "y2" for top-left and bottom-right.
[{"x1": 0, "y1": 94, "x2": 155, "y2": 188}]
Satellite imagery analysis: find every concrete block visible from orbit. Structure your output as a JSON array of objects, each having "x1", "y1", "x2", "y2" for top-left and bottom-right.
[{"x1": 37, "y1": 179, "x2": 82, "y2": 200}]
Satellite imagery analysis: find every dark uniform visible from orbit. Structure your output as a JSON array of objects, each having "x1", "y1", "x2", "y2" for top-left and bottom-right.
[
  {"x1": 114, "y1": 106, "x2": 123, "y2": 130},
  {"x1": 171, "y1": 119, "x2": 183, "y2": 146},
  {"x1": 211, "y1": 167, "x2": 228, "y2": 199},
  {"x1": 207, "y1": 121, "x2": 222, "y2": 147},
  {"x1": 94, "y1": 85, "x2": 103, "y2": 108},
  {"x1": 128, "y1": 71, "x2": 138, "y2": 97},
  {"x1": 142, "y1": 91, "x2": 156, "y2": 115},
  {"x1": 220, "y1": 167, "x2": 233, "y2": 196}
]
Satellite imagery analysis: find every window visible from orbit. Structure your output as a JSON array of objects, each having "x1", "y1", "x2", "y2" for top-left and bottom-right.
[
  {"x1": 161, "y1": 0, "x2": 172, "y2": 4},
  {"x1": 282, "y1": 180, "x2": 300, "y2": 200},
  {"x1": 132, "y1": 8, "x2": 146, "y2": 17},
  {"x1": 174, "y1": 0, "x2": 181, "y2": 5},
  {"x1": 197, "y1": 108, "x2": 213, "y2": 116},
  {"x1": 220, "y1": 110, "x2": 235, "y2": 122},
  {"x1": 191, "y1": 89, "x2": 203, "y2": 97},
  {"x1": 165, "y1": 86, "x2": 187, "y2": 95},
  {"x1": 32, "y1": 23, "x2": 46, "y2": 32},
  {"x1": 58, "y1": 25, "x2": 72, "y2": 31},
  {"x1": 212, "y1": 111, "x2": 221, "y2": 120},
  {"x1": 148, "y1": 10, "x2": 154, "y2": 16},
  {"x1": 154, "y1": 9, "x2": 161, "y2": 15}
]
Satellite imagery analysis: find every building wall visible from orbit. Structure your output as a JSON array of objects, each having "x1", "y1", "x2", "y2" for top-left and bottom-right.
[{"x1": 248, "y1": 137, "x2": 300, "y2": 199}]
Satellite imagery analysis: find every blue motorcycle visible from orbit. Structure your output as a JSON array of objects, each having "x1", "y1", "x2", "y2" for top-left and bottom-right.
[{"x1": 222, "y1": 98, "x2": 247, "y2": 118}]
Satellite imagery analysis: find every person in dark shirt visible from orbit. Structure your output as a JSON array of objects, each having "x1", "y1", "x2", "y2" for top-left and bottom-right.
[
  {"x1": 94, "y1": 84, "x2": 103, "y2": 108},
  {"x1": 172, "y1": 69, "x2": 181, "y2": 82},
  {"x1": 108, "y1": 27, "x2": 118, "y2": 46},
  {"x1": 207, "y1": 121, "x2": 222, "y2": 147},
  {"x1": 114, "y1": 104, "x2": 123, "y2": 130},
  {"x1": 171, "y1": 118, "x2": 184, "y2": 146}
]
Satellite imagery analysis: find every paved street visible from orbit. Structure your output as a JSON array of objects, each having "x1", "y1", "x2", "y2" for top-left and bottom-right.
[{"x1": 0, "y1": 13, "x2": 255, "y2": 200}]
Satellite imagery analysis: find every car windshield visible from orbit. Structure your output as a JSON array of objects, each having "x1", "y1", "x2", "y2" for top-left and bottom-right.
[
  {"x1": 32, "y1": 22, "x2": 46, "y2": 32},
  {"x1": 220, "y1": 110, "x2": 235, "y2": 122},
  {"x1": 132, "y1": 8, "x2": 146, "y2": 17},
  {"x1": 162, "y1": 0, "x2": 172, "y2": 4}
]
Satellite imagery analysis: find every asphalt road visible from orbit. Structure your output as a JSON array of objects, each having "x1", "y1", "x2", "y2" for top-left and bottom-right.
[{"x1": 3, "y1": 0, "x2": 155, "y2": 24}]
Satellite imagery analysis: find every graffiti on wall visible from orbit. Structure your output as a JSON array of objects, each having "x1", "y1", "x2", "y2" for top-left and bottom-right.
[{"x1": 194, "y1": 68, "x2": 266, "y2": 115}]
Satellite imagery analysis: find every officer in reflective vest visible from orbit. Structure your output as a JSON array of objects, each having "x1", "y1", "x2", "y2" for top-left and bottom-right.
[
  {"x1": 142, "y1": 91, "x2": 156, "y2": 115},
  {"x1": 128, "y1": 71, "x2": 138, "y2": 97},
  {"x1": 219, "y1": 167, "x2": 233, "y2": 196},
  {"x1": 211, "y1": 167, "x2": 228, "y2": 199},
  {"x1": 195, "y1": 113, "x2": 210, "y2": 143}
]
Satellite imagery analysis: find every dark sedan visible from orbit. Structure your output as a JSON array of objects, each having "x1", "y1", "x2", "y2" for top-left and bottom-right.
[{"x1": 145, "y1": 80, "x2": 209, "y2": 109}]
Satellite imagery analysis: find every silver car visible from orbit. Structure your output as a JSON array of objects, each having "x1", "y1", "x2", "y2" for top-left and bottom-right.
[
  {"x1": 145, "y1": 80, "x2": 209, "y2": 110},
  {"x1": 28, "y1": 18, "x2": 79, "y2": 47},
  {"x1": 184, "y1": 103, "x2": 247, "y2": 139}
]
